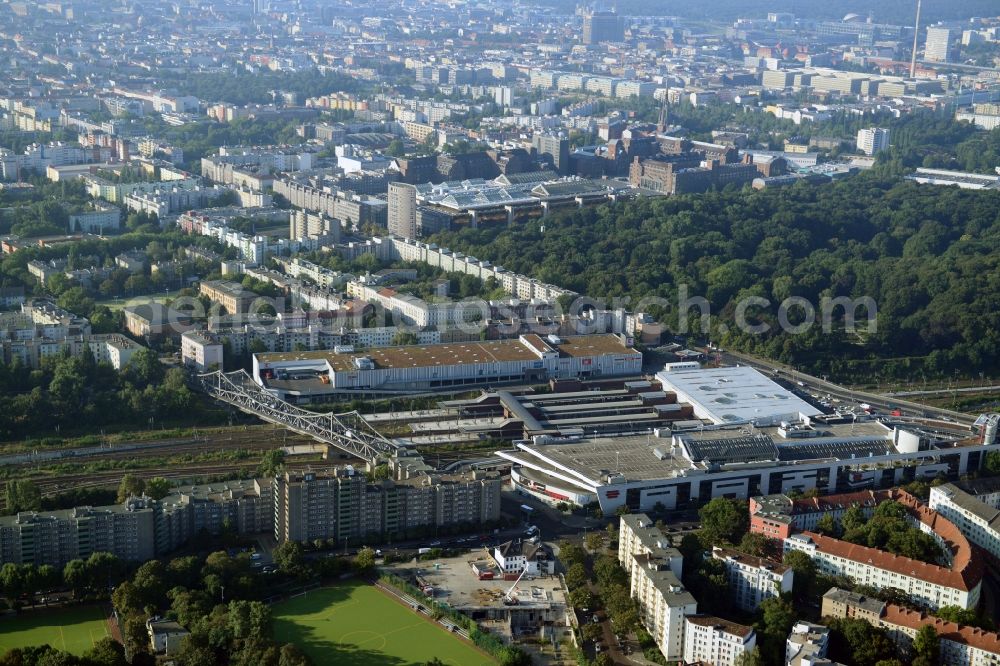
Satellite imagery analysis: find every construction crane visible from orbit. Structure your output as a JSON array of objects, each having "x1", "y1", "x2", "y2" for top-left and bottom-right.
[{"x1": 503, "y1": 567, "x2": 528, "y2": 606}]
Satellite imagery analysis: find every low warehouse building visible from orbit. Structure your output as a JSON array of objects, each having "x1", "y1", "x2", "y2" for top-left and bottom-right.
[{"x1": 253, "y1": 333, "x2": 642, "y2": 399}]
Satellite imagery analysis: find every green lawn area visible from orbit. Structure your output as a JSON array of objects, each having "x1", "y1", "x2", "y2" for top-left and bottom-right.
[
  {"x1": 96, "y1": 290, "x2": 184, "y2": 312},
  {"x1": 0, "y1": 606, "x2": 109, "y2": 656},
  {"x1": 273, "y1": 583, "x2": 495, "y2": 666}
]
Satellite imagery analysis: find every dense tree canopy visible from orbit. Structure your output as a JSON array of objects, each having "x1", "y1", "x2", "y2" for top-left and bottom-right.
[
  {"x1": 429, "y1": 171, "x2": 1000, "y2": 381},
  {"x1": 0, "y1": 346, "x2": 198, "y2": 441},
  {"x1": 698, "y1": 497, "x2": 749, "y2": 546},
  {"x1": 840, "y1": 500, "x2": 944, "y2": 564},
  {"x1": 825, "y1": 616, "x2": 898, "y2": 665}
]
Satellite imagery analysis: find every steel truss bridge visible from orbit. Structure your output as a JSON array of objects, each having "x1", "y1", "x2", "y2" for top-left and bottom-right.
[{"x1": 197, "y1": 370, "x2": 402, "y2": 464}]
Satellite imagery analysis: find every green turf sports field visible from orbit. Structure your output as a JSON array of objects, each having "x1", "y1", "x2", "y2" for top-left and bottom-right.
[
  {"x1": 272, "y1": 583, "x2": 495, "y2": 666},
  {"x1": 0, "y1": 606, "x2": 110, "y2": 655}
]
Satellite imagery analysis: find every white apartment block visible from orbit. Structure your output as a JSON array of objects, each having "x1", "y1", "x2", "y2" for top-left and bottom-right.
[
  {"x1": 181, "y1": 331, "x2": 224, "y2": 372},
  {"x1": 929, "y1": 480, "x2": 1000, "y2": 561},
  {"x1": 290, "y1": 210, "x2": 340, "y2": 242},
  {"x1": 620, "y1": 515, "x2": 694, "y2": 661},
  {"x1": 386, "y1": 237, "x2": 574, "y2": 300},
  {"x1": 856, "y1": 128, "x2": 890, "y2": 156},
  {"x1": 345, "y1": 280, "x2": 487, "y2": 328},
  {"x1": 90, "y1": 334, "x2": 142, "y2": 370},
  {"x1": 683, "y1": 615, "x2": 756, "y2": 666},
  {"x1": 882, "y1": 605, "x2": 1000, "y2": 666},
  {"x1": 786, "y1": 621, "x2": 838, "y2": 666},
  {"x1": 69, "y1": 203, "x2": 121, "y2": 233},
  {"x1": 925, "y1": 27, "x2": 954, "y2": 62},
  {"x1": 619, "y1": 514, "x2": 683, "y2": 579},
  {"x1": 274, "y1": 257, "x2": 353, "y2": 290},
  {"x1": 712, "y1": 546, "x2": 793, "y2": 611}
]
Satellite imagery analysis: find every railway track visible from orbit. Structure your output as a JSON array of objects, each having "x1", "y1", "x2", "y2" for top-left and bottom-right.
[
  {"x1": 22, "y1": 459, "x2": 321, "y2": 498},
  {"x1": 1, "y1": 428, "x2": 319, "y2": 471}
]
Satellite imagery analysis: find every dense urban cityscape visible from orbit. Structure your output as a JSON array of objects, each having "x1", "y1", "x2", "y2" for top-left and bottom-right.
[{"x1": 0, "y1": 0, "x2": 1000, "y2": 665}]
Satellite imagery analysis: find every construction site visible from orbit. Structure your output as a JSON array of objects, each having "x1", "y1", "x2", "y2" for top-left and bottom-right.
[{"x1": 386, "y1": 551, "x2": 573, "y2": 643}]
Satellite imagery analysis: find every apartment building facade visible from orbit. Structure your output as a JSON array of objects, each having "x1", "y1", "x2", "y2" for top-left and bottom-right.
[
  {"x1": 682, "y1": 615, "x2": 756, "y2": 666},
  {"x1": 823, "y1": 588, "x2": 1000, "y2": 665},
  {"x1": 273, "y1": 468, "x2": 502, "y2": 545},
  {"x1": 929, "y1": 479, "x2": 1000, "y2": 561},
  {"x1": 0, "y1": 498, "x2": 156, "y2": 567},
  {"x1": 1, "y1": 468, "x2": 499, "y2": 568},
  {"x1": 784, "y1": 528, "x2": 981, "y2": 610},
  {"x1": 199, "y1": 280, "x2": 258, "y2": 315},
  {"x1": 712, "y1": 546, "x2": 793, "y2": 611},
  {"x1": 620, "y1": 514, "x2": 696, "y2": 661}
]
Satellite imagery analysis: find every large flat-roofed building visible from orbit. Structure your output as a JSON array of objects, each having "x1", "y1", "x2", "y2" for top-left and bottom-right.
[
  {"x1": 123, "y1": 302, "x2": 196, "y2": 339},
  {"x1": 499, "y1": 402, "x2": 995, "y2": 514},
  {"x1": 656, "y1": 365, "x2": 821, "y2": 425},
  {"x1": 925, "y1": 26, "x2": 954, "y2": 62},
  {"x1": 253, "y1": 333, "x2": 642, "y2": 398},
  {"x1": 582, "y1": 9, "x2": 624, "y2": 44},
  {"x1": 1, "y1": 468, "x2": 499, "y2": 566},
  {"x1": 906, "y1": 168, "x2": 1000, "y2": 190}
]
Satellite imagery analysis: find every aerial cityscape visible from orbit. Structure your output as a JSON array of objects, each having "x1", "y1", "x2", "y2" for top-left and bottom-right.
[{"x1": 0, "y1": 0, "x2": 999, "y2": 665}]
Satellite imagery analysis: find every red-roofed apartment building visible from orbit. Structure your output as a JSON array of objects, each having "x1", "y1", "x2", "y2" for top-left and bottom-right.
[
  {"x1": 782, "y1": 491, "x2": 983, "y2": 610},
  {"x1": 750, "y1": 489, "x2": 892, "y2": 540},
  {"x1": 824, "y1": 587, "x2": 1000, "y2": 665}
]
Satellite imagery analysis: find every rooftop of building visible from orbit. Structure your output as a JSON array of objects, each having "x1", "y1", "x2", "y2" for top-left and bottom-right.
[
  {"x1": 621, "y1": 513, "x2": 681, "y2": 555},
  {"x1": 506, "y1": 416, "x2": 918, "y2": 486},
  {"x1": 162, "y1": 478, "x2": 266, "y2": 505},
  {"x1": 495, "y1": 539, "x2": 550, "y2": 561},
  {"x1": 932, "y1": 483, "x2": 1000, "y2": 531},
  {"x1": 954, "y1": 475, "x2": 1000, "y2": 496},
  {"x1": 147, "y1": 619, "x2": 189, "y2": 635},
  {"x1": 684, "y1": 614, "x2": 755, "y2": 638},
  {"x1": 200, "y1": 279, "x2": 253, "y2": 298},
  {"x1": 632, "y1": 553, "x2": 697, "y2": 607},
  {"x1": 712, "y1": 546, "x2": 790, "y2": 574},
  {"x1": 822, "y1": 587, "x2": 888, "y2": 616},
  {"x1": 753, "y1": 489, "x2": 894, "y2": 519},
  {"x1": 0, "y1": 498, "x2": 155, "y2": 526},
  {"x1": 655, "y1": 365, "x2": 821, "y2": 425},
  {"x1": 276, "y1": 466, "x2": 494, "y2": 489},
  {"x1": 123, "y1": 301, "x2": 194, "y2": 322},
  {"x1": 882, "y1": 604, "x2": 1000, "y2": 654},
  {"x1": 257, "y1": 333, "x2": 636, "y2": 372}
]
